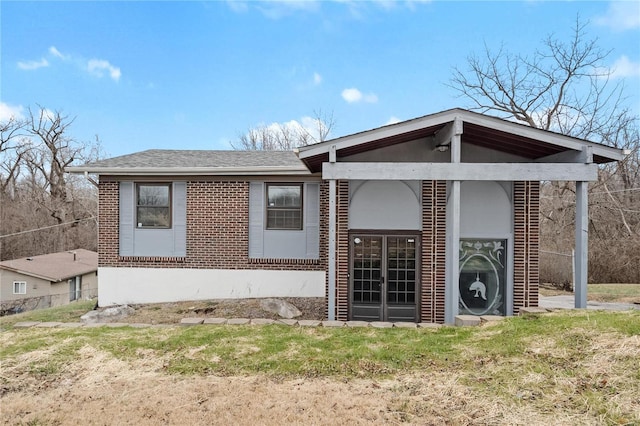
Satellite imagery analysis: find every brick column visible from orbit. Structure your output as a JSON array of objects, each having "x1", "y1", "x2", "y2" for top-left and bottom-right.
[
  {"x1": 98, "y1": 177, "x2": 119, "y2": 267},
  {"x1": 421, "y1": 180, "x2": 447, "y2": 323},
  {"x1": 335, "y1": 180, "x2": 350, "y2": 321},
  {"x1": 513, "y1": 181, "x2": 540, "y2": 313}
]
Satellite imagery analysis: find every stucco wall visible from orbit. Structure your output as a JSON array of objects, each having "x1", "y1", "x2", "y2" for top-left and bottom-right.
[
  {"x1": 0, "y1": 270, "x2": 51, "y2": 303},
  {"x1": 349, "y1": 180, "x2": 421, "y2": 230},
  {"x1": 98, "y1": 267, "x2": 326, "y2": 306}
]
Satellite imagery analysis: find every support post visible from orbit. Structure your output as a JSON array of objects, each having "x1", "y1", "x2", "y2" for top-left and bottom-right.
[
  {"x1": 445, "y1": 117, "x2": 462, "y2": 324},
  {"x1": 328, "y1": 179, "x2": 337, "y2": 320},
  {"x1": 445, "y1": 180, "x2": 460, "y2": 324},
  {"x1": 327, "y1": 144, "x2": 337, "y2": 320},
  {"x1": 575, "y1": 181, "x2": 588, "y2": 308}
]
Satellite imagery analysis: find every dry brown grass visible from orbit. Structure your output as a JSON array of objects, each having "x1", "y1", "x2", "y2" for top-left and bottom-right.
[{"x1": 0, "y1": 344, "x2": 572, "y2": 426}]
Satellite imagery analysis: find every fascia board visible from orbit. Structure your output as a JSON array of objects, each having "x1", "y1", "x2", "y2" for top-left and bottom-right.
[
  {"x1": 66, "y1": 166, "x2": 312, "y2": 176},
  {"x1": 0, "y1": 266, "x2": 55, "y2": 282},
  {"x1": 298, "y1": 109, "x2": 461, "y2": 158},
  {"x1": 461, "y1": 113, "x2": 626, "y2": 162}
]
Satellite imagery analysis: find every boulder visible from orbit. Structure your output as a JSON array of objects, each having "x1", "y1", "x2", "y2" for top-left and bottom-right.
[
  {"x1": 259, "y1": 298, "x2": 302, "y2": 319},
  {"x1": 81, "y1": 305, "x2": 135, "y2": 324}
]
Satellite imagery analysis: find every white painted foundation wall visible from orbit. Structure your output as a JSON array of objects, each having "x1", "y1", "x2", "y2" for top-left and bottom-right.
[{"x1": 98, "y1": 267, "x2": 326, "y2": 306}]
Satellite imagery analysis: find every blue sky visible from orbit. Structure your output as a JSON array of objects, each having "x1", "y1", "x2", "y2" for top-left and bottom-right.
[{"x1": 1, "y1": 1, "x2": 639, "y2": 158}]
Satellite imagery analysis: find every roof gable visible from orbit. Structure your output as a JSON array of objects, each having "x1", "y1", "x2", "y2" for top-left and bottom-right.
[{"x1": 297, "y1": 108, "x2": 626, "y2": 172}]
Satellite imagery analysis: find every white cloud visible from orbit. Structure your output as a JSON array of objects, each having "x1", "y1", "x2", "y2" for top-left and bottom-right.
[
  {"x1": 87, "y1": 59, "x2": 121, "y2": 81},
  {"x1": 595, "y1": 2, "x2": 640, "y2": 31},
  {"x1": 226, "y1": 1, "x2": 248, "y2": 13},
  {"x1": 385, "y1": 116, "x2": 401, "y2": 125},
  {"x1": 0, "y1": 102, "x2": 25, "y2": 122},
  {"x1": 609, "y1": 55, "x2": 640, "y2": 79},
  {"x1": 256, "y1": 1, "x2": 320, "y2": 19},
  {"x1": 341, "y1": 87, "x2": 378, "y2": 103},
  {"x1": 48, "y1": 46, "x2": 68, "y2": 59},
  {"x1": 17, "y1": 58, "x2": 49, "y2": 70},
  {"x1": 16, "y1": 47, "x2": 121, "y2": 83},
  {"x1": 313, "y1": 72, "x2": 322, "y2": 85}
]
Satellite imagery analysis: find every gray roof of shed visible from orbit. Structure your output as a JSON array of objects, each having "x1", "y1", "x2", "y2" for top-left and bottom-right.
[
  {"x1": 0, "y1": 249, "x2": 98, "y2": 282},
  {"x1": 67, "y1": 150, "x2": 311, "y2": 176}
]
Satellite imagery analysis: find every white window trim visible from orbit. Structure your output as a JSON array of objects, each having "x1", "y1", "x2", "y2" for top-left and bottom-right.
[{"x1": 13, "y1": 281, "x2": 26, "y2": 295}]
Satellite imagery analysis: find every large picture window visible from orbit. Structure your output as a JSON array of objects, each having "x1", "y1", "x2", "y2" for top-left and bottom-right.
[
  {"x1": 266, "y1": 184, "x2": 303, "y2": 230},
  {"x1": 136, "y1": 183, "x2": 171, "y2": 228}
]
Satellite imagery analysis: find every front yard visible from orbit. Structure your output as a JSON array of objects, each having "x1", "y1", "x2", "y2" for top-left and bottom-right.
[{"x1": 1, "y1": 305, "x2": 639, "y2": 425}]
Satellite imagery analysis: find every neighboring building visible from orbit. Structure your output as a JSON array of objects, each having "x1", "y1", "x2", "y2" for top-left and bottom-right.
[
  {"x1": 68, "y1": 109, "x2": 626, "y2": 323},
  {"x1": 0, "y1": 249, "x2": 98, "y2": 313}
]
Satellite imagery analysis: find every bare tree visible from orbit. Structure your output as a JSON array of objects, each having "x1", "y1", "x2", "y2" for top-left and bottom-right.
[
  {"x1": 0, "y1": 116, "x2": 29, "y2": 196},
  {"x1": 0, "y1": 107, "x2": 101, "y2": 260},
  {"x1": 232, "y1": 109, "x2": 336, "y2": 150},
  {"x1": 449, "y1": 17, "x2": 640, "y2": 283}
]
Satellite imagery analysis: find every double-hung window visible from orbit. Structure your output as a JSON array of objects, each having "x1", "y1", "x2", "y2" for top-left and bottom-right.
[
  {"x1": 136, "y1": 183, "x2": 171, "y2": 228},
  {"x1": 266, "y1": 184, "x2": 303, "y2": 230},
  {"x1": 13, "y1": 281, "x2": 26, "y2": 295}
]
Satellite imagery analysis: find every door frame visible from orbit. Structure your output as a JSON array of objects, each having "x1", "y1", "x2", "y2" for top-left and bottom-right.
[{"x1": 348, "y1": 230, "x2": 421, "y2": 322}]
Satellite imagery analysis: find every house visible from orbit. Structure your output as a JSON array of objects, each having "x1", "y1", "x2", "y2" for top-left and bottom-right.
[
  {"x1": 0, "y1": 249, "x2": 98, "y2": 313},
  {"x1": 67, "y1": 109, "x2": 626, "y2": 324}
]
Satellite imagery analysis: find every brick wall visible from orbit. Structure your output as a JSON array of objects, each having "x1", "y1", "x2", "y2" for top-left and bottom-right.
[
  {"x1": 335, "y1": 180, "x2": 350, "y2": 321},
  {"x1": 513, "y1": 181, "x2": 540, "y2": 313},
  {"x1": 420, "y1": 180, "x2": 447, "y2": 323},
  {"x1": 98, "y1": 177, "x2": 327, "y2": 273}
]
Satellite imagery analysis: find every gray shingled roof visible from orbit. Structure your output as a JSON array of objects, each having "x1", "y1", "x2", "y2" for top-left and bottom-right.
[
  {"x1": 0, "y1": 249, "x2": 98, "y2": 282},
  {"x1": 67, "y1": 149, "x2": 310, "y2": 175}
]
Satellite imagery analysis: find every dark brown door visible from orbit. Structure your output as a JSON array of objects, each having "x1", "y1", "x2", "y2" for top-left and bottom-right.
[{"x1": 350, "y1": 235, "x2": 418, "y2": 322}]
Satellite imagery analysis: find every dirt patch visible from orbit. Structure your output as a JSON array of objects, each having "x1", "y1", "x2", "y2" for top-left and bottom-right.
[
  {"x1": 1, "y1": 345, "x2": 567, "y2": 426},
  {"x1": 96, "y1": 297, "x2": 325, "y2": 324}
]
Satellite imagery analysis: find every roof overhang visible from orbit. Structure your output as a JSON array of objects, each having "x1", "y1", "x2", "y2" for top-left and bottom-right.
[
  {"x1": 298, "y1": 108, "x2": 627, "y2": 172},
  {"x1": 66, "y1": 165, "x2": 312, "y2": 176}
]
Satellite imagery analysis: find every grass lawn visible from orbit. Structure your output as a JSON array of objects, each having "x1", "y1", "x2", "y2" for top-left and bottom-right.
[
  {"x1": 540, "y1": 283, "x2": 640, "y2": 303},
  {"x1": 1, "y1": 306, "x2": 639, "y2": 425}
]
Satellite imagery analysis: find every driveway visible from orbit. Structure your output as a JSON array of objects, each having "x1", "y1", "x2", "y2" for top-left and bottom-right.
[{"x1": 539, "y1": 295, "x2": 640, "y2": 311}]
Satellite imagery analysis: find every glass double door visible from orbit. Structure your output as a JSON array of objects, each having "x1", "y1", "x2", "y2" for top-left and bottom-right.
[{"x1": 350, "y1": 235, "x2": 418, "y2": 322}]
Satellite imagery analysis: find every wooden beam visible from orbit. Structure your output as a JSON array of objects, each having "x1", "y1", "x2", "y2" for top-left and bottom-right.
[
  {"x1": 433, "y1": 122, "x2": 454, "y2": 148},
  {"x1": 322, "y1": 162, "x2": 598, "y2": 181},
  {"x1": 535, "y1": 146, "x2": 593, "y2": 164}
]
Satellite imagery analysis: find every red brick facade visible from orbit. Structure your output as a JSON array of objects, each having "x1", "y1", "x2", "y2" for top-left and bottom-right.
[
  {"x1": 513, "y1": 180, "x2": 540, "y2": 313},
  {"x1": 99, "y1": 176, "x2": 540, "y2": 322},
  {"x1": 98, "y1": 176, "x2": 328, "y2": 272},
  {"x1": 420, "y1": 180, "x2": 447, "y2": 323}
]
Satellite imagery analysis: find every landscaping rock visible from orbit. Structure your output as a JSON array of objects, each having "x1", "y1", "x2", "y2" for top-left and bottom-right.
[
  {"x1": 259, "y1": 298, "x2": 302, "y2": 319},
  {"x1": 322, "y1": 320, "x2": 345, "y2": 327},
  {"x1": 394, "y1": 322, "x2": 417, "y2": 328},
  {"x1": 81, "y1": 305, "x2": 135, "y2": 324},
  {"x1": 455, "y1": 315, "x2": 481, "y2": 326},
  {"x1": 36, "y1": 322, "x2": 63, "y2": 328},
  {"x1": 370, "y1": 321, "x2": 393, "y2": 328},
  {"x1": 203, "y1": 318, "x2": 227, "y2": 325},
  {"x1": 14, "y1": 321, "x2": 40, "y2": 328},
  {"x1": 180, "y1": 318, "x2": 204, "y2": 325}
]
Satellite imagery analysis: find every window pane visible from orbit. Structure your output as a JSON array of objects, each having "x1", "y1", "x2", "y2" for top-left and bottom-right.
[
  {"x1": 137, "y1": 184, "x2": 171, "y2": 228},
  {"x1": 137, "y1": 206, "x2": 170, "y2": 227},
  {"x1": 266, "y1": 209, "x2": 302, "y2": 229},
  {"x1": 138, "y1": 185, "x2": 170, "y2": 206},
  {"x1": 268, "y1": 185, "x2": 301, "y2": 208}
]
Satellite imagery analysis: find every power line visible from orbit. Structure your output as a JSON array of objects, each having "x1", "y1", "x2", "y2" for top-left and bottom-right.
[{"x1": 0, "y1": 217, "x2": 96, "y2": 239}]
